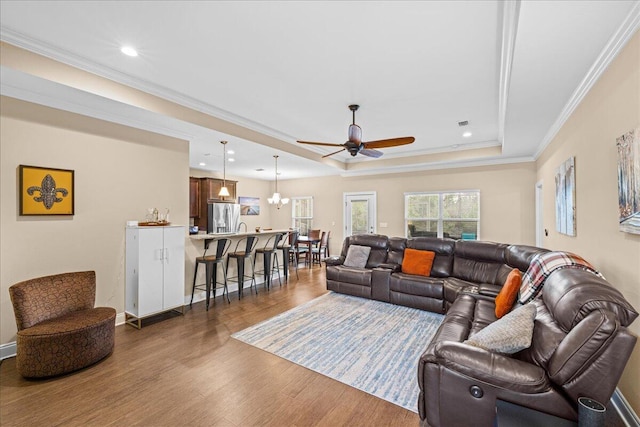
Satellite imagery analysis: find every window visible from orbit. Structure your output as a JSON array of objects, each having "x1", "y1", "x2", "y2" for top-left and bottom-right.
[
  {"x1": 405, "y1": 191, "x2": 479, "y2": 240},
  {"x1": 292, "y1": 196, "x2": 313, "y2": 236}
]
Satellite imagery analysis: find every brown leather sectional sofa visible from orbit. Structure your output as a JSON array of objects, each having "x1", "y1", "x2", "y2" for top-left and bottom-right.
[{"x1": 324, "y1": 234, "x2": 638, "y2": 426}]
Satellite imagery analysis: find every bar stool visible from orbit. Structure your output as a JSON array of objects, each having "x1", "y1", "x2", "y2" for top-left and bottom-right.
[
  {"x1": 254, "y1": 233, "x2": 284, "y2": 290},
  {"x1": 226, "y1": 236, "x2": 258, "y2": 299},
  {"x1": 190, "y1": 238, "x2": 231, "y2": 311},
  {"x1": 278, "y1": 230, "x2": 299, "y2": 281}
]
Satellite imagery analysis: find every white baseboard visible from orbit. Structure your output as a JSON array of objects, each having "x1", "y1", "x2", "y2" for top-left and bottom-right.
[
  {"x1": 0, "y1": 342, "x2": 17, "y2": 360},
  {"x1": 611, "y1": 388, "x2": 640, "y2": 427}
]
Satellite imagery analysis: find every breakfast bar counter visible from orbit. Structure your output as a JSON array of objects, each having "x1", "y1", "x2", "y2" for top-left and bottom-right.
[
  {"x1": 189, "y1": 229, "x2": 291, "y2": 242},
  {"x1": 187, "y1": 229, "x2": 292, "y2": 305}
]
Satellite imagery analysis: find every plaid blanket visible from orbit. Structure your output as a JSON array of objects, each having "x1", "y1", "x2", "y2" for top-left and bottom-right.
[{"x1": 518, "y1": 251, "x2": 603, "y2": 303}]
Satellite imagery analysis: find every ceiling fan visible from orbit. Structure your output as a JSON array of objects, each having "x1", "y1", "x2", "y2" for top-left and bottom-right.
[{"x1": 297, "y1": 105, "x2": 415, "y2": 158}]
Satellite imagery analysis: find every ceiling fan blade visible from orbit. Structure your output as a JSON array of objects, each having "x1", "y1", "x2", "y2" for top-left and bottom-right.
[
  {"x1": 322, "y1": 148, "x2": 346, "y2": 158},
  {"x1": 359, "y1": 148, "x2": 383, "y2": 158},
  {"x1": 363, "y1": 137, "x2": 415, "y2": 149},
  {"x1": 297, "y1": 140, "x2": 345, "y2": 147}
]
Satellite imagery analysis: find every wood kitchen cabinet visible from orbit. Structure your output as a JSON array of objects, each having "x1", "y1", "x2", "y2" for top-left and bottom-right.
[
  {"x1": 189, "y1": 177, "x2": 200, "y2": 218},
  {"x1": 193, "y1": 178, "x2": 237, "y2": 231}
]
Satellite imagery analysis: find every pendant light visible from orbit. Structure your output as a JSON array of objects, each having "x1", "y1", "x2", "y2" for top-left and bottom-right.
[
  {"x1": 267, "y1": 155, "x2": 289, "y2": 209},
  {"x1": 218, "y1": 141, "x2": 230, "y2": 197}
]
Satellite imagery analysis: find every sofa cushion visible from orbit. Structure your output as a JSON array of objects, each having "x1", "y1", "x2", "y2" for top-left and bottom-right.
[
  {"x1": 453, "y1": 241, "x2": 511, "y2": 285},
  {"x1": 506, "y1": 244, "x2": 550, "y2": 272},
  {"x1": 466, "y1": 303, "x2": 537, "y2": 354},
  {"x1": 542, "y1": 268, "x2": 638, "y2": 330},
  {"x1": 495, "y1": 269, "x2": 522, "y2": 318},
  {"x1": 344, "y1": 234, "x2": 389, "y2": 268},
  {"x1": 402, "y1": 248, "x2": 435, "y2": 276},
  {"x1": 326, "y1": 265, "x2": 373, "y2": 287},
  {"x1": 407, "y1": 237, "x2": 455, "y2": 277},
  {"x1": 390, "y1": 273, "x2": 444, "y2": 299},
  {"x1": 343, "y1": 245, "x2": 371, "y2": 268},
  {"x1": 387, "y1": 237, "x2": 407, "y2": 266}
]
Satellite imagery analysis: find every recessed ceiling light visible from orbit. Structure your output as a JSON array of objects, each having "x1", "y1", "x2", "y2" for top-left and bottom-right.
[
  {"x1": 227, "y1": 150, "x2": 235, "y2": 155},
  {"x1": 462, "y1": 131, "x2": 472, "y2": 138},
  {"x1": 199, "y1": 162, "x2": 206, "y2": 166},
  {"x1": 255, "y1": 168, "x2": 265, "y2": 172},
  {"x1": 120, "y1": 46, "x2": 138, "y2": 57},
  {"x1": 228, "y1": 158, "x2": 235, "y2": 162}
]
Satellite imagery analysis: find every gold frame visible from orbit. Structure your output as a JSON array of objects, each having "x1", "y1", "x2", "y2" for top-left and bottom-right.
[{"x1": 19, "y1": 165, "x2": 75, "y2": 215}]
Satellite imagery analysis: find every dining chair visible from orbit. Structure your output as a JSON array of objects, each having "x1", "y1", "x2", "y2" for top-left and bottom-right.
[{"x1": 312, "y1": 230, "x2": 330, "y2": 265}]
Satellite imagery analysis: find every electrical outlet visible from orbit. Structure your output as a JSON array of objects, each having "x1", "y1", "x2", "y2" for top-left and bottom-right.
[
  {"x1": 332, "y1": 221, "x2": 335, "y2": 226},
  {"x1": 380, "y1": 222, "x2": 388, "y2": 228}
]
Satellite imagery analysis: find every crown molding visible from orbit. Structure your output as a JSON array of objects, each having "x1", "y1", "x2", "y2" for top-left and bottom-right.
[
  {"x1": 340, "y1": 155, "x2": 535, "y2": 178},
  {"x1": 343, "y1": 140, "x2": 502, "y2": 164},
  {"x1": 0, "y1": 27, "x2": 299, "y2": 145},
  {"x1": 1, "y1": 66, "x2": 196, "y2": 142},
  {"x1": 533, "y1": 2, "x2": 640, "y2": 160},
  {"x1": 497, "y1": 0, "x2": 521, "y2": 147}
]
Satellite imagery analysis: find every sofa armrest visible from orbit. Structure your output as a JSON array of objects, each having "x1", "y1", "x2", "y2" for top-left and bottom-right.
[
  {"x1": 433, "y1": 341, "x2": 550, "y2": 393},
  {"x1": 324, "y1": 256, "x2": 345, "y2": 266},
  {"x1": 378, "y1": 262, "x2": 401, "y2": 272}
]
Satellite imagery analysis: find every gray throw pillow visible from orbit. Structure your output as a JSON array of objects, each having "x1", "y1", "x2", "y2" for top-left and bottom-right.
[
  {"x1": 343, "y1": 245, "x2": 371, "y2": 268},
  {"x1": 465, "y1": 303, "x2": 537, "y2": 354}
]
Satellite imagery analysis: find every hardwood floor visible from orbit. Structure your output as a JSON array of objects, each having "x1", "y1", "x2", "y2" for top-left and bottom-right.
[{"x1": 0, "y1": 266, "x2": 418, "y2": 427}]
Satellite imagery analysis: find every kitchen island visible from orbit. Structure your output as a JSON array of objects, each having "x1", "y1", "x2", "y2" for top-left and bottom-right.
[{"x1": 188, "y1": 229, "x2": 292, "y2": 305}]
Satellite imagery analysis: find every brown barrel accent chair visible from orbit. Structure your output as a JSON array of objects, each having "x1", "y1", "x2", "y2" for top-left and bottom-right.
[{"x1": 9, "y1": 271, "x2": 116, "y2": 378}]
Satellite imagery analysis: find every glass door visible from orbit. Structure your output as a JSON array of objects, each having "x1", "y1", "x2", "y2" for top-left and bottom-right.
[{"x1": 344, "y1": 192, "x2": 376, "y2": 237}]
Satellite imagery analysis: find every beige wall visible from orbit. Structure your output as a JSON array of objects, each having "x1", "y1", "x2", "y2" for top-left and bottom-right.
[
  {"x1": 274, "y1": 162, "x2": 538, "y2": 255},
  {"x1": 1, "y1": 98, "x2": 189, "y2": 345},
  {"x1": 536, "y1": 32, "x2": 640, "y2": 411}
]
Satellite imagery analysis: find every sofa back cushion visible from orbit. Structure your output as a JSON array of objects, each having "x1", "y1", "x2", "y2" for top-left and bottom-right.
[
  {"x1": 407, "y1": 237, "x2": 455, "y2": 277},
  {"x1": 452, "y1": 241, "x2": 510, "y2": 285},
  {"x1": 342, "y1": 234, "x2": 389, "y2": 268},
  {"x1": 506, "y1": 244, "x2": 550, "y2": 272},
  {"x1": 542, "y1": 268, "x2": 638, "y2": 331},
  {"x1": 387, "y1": 237, "x2": 406, "y2": 265}
]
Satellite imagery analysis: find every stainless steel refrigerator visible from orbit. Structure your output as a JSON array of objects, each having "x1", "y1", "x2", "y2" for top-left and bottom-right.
[{"x1": 207, "y1": 202, "x2": 241, "y2": 234}]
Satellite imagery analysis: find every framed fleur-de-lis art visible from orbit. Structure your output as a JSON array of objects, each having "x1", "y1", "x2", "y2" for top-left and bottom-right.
[{"x1": 19, "y1": 165, "x2": 74, "y2": 215}]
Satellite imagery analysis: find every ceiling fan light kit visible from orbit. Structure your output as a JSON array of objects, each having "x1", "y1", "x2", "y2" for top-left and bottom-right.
[{"x1": 297, "y1": 104, "x2": 415, "y2": 158}]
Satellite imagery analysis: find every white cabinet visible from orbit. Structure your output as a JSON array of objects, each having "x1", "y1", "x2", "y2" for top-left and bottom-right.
[{"x1": 125, "y1": 226, "x2": 185, "y2": 328}]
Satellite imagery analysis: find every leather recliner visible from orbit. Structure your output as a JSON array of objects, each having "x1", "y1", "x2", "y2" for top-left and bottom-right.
[{"x1": 418, "y1": 268, "x2": 638, "y2": 426}]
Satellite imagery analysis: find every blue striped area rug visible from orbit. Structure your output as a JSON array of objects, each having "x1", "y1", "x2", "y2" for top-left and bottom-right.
[{"x1": 231, "y1": 292, "x2": 444, "y2": 412}]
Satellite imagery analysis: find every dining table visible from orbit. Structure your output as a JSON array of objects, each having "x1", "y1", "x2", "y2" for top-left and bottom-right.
[{"x1": 296, "y1": 235, "x2": 321, "y2": 268}]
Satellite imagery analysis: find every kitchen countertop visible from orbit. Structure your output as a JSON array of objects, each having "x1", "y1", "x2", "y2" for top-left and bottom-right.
[{"x1": 189, "y1": 229, "x2": 291, "y2": 240}]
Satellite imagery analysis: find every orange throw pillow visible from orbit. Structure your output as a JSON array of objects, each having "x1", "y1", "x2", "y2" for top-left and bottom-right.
[
  {"x1": 401, "y1": 248, "x2": 435, "y2": 276},
  {"x1": 495, "y1": 268, "x2": 522, "y2": 318}
]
